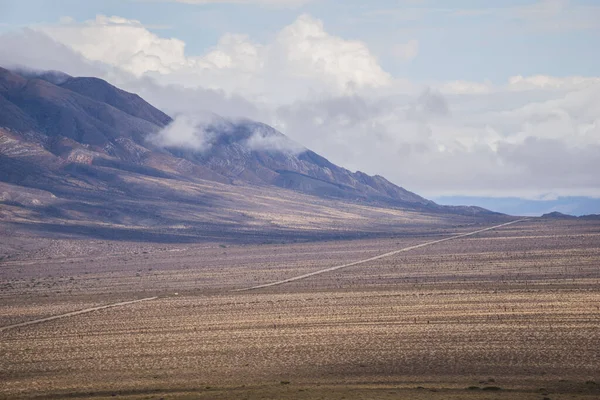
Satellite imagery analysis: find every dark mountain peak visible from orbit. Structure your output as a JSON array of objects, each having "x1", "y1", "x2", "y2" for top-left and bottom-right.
[
  {"x1": 12, "y1": 68, "x2": 72, "y2": 85},
  {"x1": 542, "y1": 211, "x2": 600, "y2": 220},
  {"x1": 0, "y1": 67, "x2": 28, "y2": 91},
  {"x1": 0, "y1": 68, "x2": 162, "y2": 148},
  {"x1": 60, "y1": 77, "x2": 172, "y2": 127},
  {"x1": 542, "y1": 211, "x2": 576, "y2": 219},
  {"x1": 147, "y1": 113, "x2": 433, "y2": 206}
]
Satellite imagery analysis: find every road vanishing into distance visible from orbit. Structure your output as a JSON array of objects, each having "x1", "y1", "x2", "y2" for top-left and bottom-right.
[
  {"x1": 235, "y1": 218, "x2": 529, "y2": 291},
  {"x1": 0, "y1": 219, "x2": 528, "y2": 331}
]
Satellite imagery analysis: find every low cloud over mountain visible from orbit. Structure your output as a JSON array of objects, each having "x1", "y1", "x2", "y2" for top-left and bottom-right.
[{"x1": 1, "y1": 10, "x2": 599, "y2": 203}]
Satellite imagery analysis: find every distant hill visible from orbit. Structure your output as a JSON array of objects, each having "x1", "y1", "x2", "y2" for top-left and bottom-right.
[
  {"x1": 541, "y1": 212, "x2": 577, "y2": 219},
  {"x1": 436, "y1": 195, "x2": 600, "y2": 217},
  {"x1": 542, "y1": 211, "x2": 600, "y2": 220}
]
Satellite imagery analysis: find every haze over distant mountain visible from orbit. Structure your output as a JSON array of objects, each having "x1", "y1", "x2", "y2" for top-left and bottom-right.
[
  {"x1": 0, "y1": 67, "x2": 501, "y2": 241},
  {"x1": 436, "y1": 196, "x2": 600, "y2": 217}
]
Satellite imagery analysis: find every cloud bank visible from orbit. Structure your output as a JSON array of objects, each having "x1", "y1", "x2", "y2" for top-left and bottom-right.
[
  {"x1": 1, "y1": 11, "x2": 599, "y2": 199},
  {"x1": 37, "y1": 14, "x2": 390, "y2": 101}
]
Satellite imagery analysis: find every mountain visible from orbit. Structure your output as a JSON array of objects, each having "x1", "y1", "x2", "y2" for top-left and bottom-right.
[
  {"x1": 541, "y1": 211, "x2": 577, "y2": 219},
  {"x1": 542, "y1": 211, "x2": 600, "y2": 220},
  {"x1": 0, "y1": 67, "x2": 502, "y2": 242},
  {"x1": 436, "y1": 195, "x2": 600, "y2": 217},
  {"x1": 0, "y1": 67, "x2": 434, "y2": 206}
]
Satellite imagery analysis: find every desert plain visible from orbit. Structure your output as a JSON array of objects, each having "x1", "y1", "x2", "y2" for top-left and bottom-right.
[{"x1": 1, "y1": 218, "x2": 599, "y2": 399}]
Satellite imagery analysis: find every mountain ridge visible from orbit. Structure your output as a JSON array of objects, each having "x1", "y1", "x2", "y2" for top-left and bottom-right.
[
  {"x1": 0, "y1": 66, "x2": 439, "y2": 207},
  {"x1": 0, "y1": 66, "x2": 503, "y2": 241}
]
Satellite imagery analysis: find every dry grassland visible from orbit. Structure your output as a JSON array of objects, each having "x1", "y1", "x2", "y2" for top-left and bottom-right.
[{"x1": 1, "y1": 219, "x2": 599, "y2": 399}]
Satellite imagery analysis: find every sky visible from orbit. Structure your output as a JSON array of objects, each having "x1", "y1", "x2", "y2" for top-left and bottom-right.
[{"x1": 1, "y1": 0, "x2": 600, "y2": 209}]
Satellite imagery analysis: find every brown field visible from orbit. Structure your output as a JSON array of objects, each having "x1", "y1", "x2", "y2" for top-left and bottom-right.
[{"x1": 1, "y1": 218, "x2": 600, "y2": 399}]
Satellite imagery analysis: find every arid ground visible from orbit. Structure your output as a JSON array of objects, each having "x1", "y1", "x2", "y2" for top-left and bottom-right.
[{"x1": 1, "y1": 218, "x2": 599, "y2": 399}]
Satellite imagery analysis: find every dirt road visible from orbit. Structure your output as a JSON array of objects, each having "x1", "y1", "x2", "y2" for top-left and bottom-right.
[
  {"x1": 0, "y1": 297, "x2": 157, "y2": 332},
  {"x1": 236, "y1": 219, "x2": 528, "y2": 291}
]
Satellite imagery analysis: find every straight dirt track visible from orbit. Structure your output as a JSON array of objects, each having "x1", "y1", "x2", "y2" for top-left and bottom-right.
[
  {"x1": 236, "y1": 218, "x2": 529, "y2": 291},
  {"x1": 0, "y1": 297, "x2": 157, "y2": 332}
]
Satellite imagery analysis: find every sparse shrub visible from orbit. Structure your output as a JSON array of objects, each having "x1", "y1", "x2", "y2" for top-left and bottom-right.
[{"x1": 482, "y1": 386, "x2": 502, "y2": 391}]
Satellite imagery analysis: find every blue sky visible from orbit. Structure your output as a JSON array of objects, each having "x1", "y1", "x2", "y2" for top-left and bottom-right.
[{"x1": 1, "y1": 0, "x2": 599, "y2": 213}]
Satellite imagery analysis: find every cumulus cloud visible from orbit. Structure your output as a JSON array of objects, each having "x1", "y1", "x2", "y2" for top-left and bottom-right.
[
  {"x1": 274, "y1": 14, "x2": 391, "y2": 92},
  {"x1": 39, "y1": 15, "x2": 187, "y2": 77},
  {"x1": 34, "y1": 14, "x2": 390, "y2": 101}
]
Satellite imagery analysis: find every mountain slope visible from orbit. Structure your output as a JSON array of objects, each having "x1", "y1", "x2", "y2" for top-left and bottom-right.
[
  {"x1": 59, "y1": 76, "x2": 172, "y2": 127},
  {"x1": 0, "y1": 67, "x2": 501, "y2": 240}
]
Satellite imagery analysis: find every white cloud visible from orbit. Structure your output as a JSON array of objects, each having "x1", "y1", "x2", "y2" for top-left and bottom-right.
[
  {"x1": 147, "y1": 113, "x2": 229, "y2": 151},
  {"x1": 40, "y1": 15, "x2": 187, "y2": 76},
  {"x1": 148, "y1": 113, "x2": 305, "y2": 154},
  {"x1": 244, "y1": 124, "x2": 306, "y2": 154},
  {"x1": 35, "y1": 14, "x2": 390, "y2": 101},
  {"x1": 200, "y1": 34, "x2": 263, "y2": 71},
  {"x1": 274, "y1": 14, "x2": 391, "y2": 92}
]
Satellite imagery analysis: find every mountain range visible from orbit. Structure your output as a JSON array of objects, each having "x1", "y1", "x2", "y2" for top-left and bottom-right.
[
  {"x1": 435, "y1": 195, "x2": 600, "y2": 217},
  {"x1": 0, "y1": 66, "x2": 502, "y2": 242}
]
